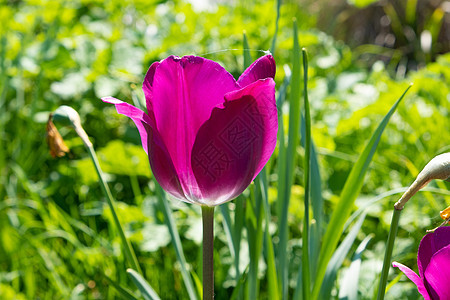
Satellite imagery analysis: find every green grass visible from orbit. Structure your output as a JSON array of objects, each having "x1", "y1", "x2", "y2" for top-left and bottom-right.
[{"x1": 1, "y1": 0, "x2": 449, "y2": 299}]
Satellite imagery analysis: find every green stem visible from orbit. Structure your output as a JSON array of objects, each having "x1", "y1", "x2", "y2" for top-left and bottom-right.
[
  {"x1": 376, "y1": 208, "x2": 402, "y2": 300},
  {"x1": 86, "y1": 144, "x2": 142, "y2": 275},
  {"x1": 202, "y1": 206, "x2": 215, "y2": 300}
]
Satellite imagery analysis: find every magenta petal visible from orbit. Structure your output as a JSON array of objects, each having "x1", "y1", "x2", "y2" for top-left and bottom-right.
[
  {"x1": 102, "y1": 96, "x2": 184, "y2": 199},
  {"x1": 225, "y1": 78, "x2": 278, "y2": 179},
  {"x1": 151, "y1": 56, "x2": 238, "y2": 198},
  {"x1": 237, "y1": 54, "x2": 276, "y2": 88},
  {"x1": 143, "y1": 123, "x2": 185, "y2": 200},
  {"x1": 143, "y1": 61, "x2": 160, "y2": 114},
  {"x1": 418, "y1": 226, "x2": 450, "y2": 279},
  {"x1": 392, "y1": 262, "x2": 431, "y2": 300},
  {"x1": 191, "y1": 79, "x2": 277, "y2": 206},
  {"x1": 424, "y1": 245, "x2": 450, "y2": 300},
  {"x1": 101, "y1": 96, "x2": 153, "y2": 154}
]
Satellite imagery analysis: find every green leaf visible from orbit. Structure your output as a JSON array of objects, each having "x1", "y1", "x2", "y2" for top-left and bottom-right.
[
  {"x1": 259, "y1": 171, "x2": 279, "y2": 300},
  {"x1": 246, "y1": 181, "x2": 264, "y2": 299},
  {"x1": 243, "y1": 32, "x2": 252, "y2": 70},
  {"x1": 154, "y1": 184, "x2": 198, "y2": 300},
  {"x1": 301, "y1": 48, "x2": 311, "y2": 300},
  {"x1": 338, "y1": 235, "x2": 372, "y2": 300},
  {"x1": 277, "y1": 19, "x2": 301, "y2": 299},
  {"x1": 103, "y1": 274, "x2": 139, "y2": 300},
  {"x1": 127, "y1": 269, "x2": 161, "y2": 300},
  {"x1": 319, "y1": 212, "x2": 367, "y2": 299},
  {"x1": 312, "y1": 84, "x2": 412, "y2": 300},
  {"x1": 230, "y1": 265, "x2": 249, "y2": 300}
]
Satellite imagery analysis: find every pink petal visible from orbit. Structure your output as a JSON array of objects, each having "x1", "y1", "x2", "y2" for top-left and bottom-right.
[
  {"x1": 101, "y1": 96, "x2": 153, "y2": 154},
  {"x1": 102, "y1": 96, "x2": 184, "y2": 199},
  {"x1": 237, "y1": 54, "x2": 276, "y2": 88},
  {"x1": 191, "y1": 79, "x2": 277, "y2": 206},
  {"x1": 392, "y1": 262, "x2": 431, "y2": 300},
  {"x1": 150, "y1": 56, "x2": 237, "y2": 199},
  {"x1": 143, "y1": 123, "x2": 185, "y2": 200},
  {"x1": 142, "y1": 61, "x2": 160, "y2": 115},
  {"x1": 424, "y1": 245, "x2": 450, "y2": 300},
  {"x1": 418, "y1": 226, "x2": 450, "y2": 279},
  {"x1": 224, "y1": 78, "x2": 278, "y2": 179}
]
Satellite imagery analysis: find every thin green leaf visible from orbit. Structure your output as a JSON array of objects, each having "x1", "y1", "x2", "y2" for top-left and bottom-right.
[
  {"x1": 300, "y1": 48, "x2": 311, "y2": 300},
  {"x1": 278, "y1": 19, "x2": 301, "y2": 299},
  {"x1": 234, "y1": 196, "x2": 245, "y2": 278},
  {"x1": 243, "y1": 32, "x2": 252, "y2": 70},
  {"x1": 312, "y1": 84, "x2": 412, "y2": 300},
  {"x1": 155, "y1": 184, "x2": 198, "y2": 300},
  {"x1": 103, "y1": 274, "x2": 139, "y2": 300},
  {"x1": 319, "y1": 213, "x2": 367, "y2": 299},
  {"x1": 219, "y1": 204, "x2": 236, "y2": 265},
  {"x1": 230, "y1": 265, "x2": 249, "y2": 300},
  {"x1": 270, "y1": 0, "x2": 282, "y2": 54},
  {"x1": 338, "y1": 235, "x2": 372, "y2": 300},
  {"x1": 259, "y1": 171, "x2": 279, "y2": 300},
  {"x1": 246, "y1": 181, "x2": 264, "y2": 299},
  {"x1": 127, "y1": 269, "x2": 161, "y2": 300},
  {"x1": 300, "y1": 112, "x2": 323, "y2": 279}
]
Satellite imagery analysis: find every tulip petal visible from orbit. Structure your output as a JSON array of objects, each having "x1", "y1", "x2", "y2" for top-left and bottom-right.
[
  {"x1": 143, "y1": 61, "x2": 160, "y2": 114},
  {"x1": 101, "y1": 96, "x2": 153, "y2": 154},
  {"x1": 191, "y1": 79, "x2": 277, "y2": 206},
  {"x1": 424, "y1": 245, "x2": 450, "y2": 300},
  {"x1": 418, "y1": 226, "x2": 450, "y2": 279},
  {"x1": 237, "y1": 54, "x2": 276, "y2": 88},
  {"x1": 392, "y1": 262, "x2": 431, "y2": 300},
  {"x1": 102, "y1": 96, "x2": 185, "y2": 199},
  {"x1": 143, "y1": 123, "x2": 185, "y2": 200},
  {"x1": 150, "y1": 56, "x2": 238, "y2": 199},
  {"x1": 225, "y1": 78, "x2": 278, "y2": 179}
]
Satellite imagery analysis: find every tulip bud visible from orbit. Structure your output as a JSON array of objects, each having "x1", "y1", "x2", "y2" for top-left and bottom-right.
[
  {"x1": 395, "y1": 152, "x2": 450, "y2": 210},
  {"x1": 52, "y1": 105, "x2": 92, "y2": 148}
]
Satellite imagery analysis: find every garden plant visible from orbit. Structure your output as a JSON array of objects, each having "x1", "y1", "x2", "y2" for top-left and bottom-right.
[{"x1": 1, "y1": 0, "x2": 449, "y2": 299}]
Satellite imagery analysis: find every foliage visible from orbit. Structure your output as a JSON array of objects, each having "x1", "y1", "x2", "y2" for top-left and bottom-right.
[{"x1": 0, "y1": 0, "x2": 449, "y2": 299}]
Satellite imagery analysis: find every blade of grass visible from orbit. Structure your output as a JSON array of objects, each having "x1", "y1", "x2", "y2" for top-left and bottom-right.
[
  {"x1": 219, "y1": 204, "x2": 237, "y2": 271},
  {"x1": 246, "y1": 181, "x2": 264, "y2": 299},
  {"x1": 318, "y1": 212, "x2": 367, "y2": 299},
  {"x1": 259, "y1": 170, "x2": 279, "y2": 300},
  {"x1": 312, "y1": 84, "x2": 412, "y2": 300},
  {"x1": 154, "y1": 184, "x2": 198, "y2": 300},
  {"x1": 234, "y1": 196, "x2": 245, "y2": 279},
  {"x1": 299, "y1": 100, "x2": 324, "y2": 280},
  {"x1": 243, "y1": 32, "x2": 252, "y2": 69},
  {"x1": 301, "y1": 48, "x2": 311, "y2": 300},
  {"x1": 277, "y1": 19, "x2": 301, "y2": 299},
  {"x1": 127, "y1": 269, "x2": 161, "y2": 300},
  {"x1": 230, "y1": 265, "x2": 249, "y2": 300},
  {"x1": 308, "y1": 143, "x2": 322, "y2": 279},
  {"x1": 270, "y1": 0, "x2": 282, "y2": 54},
  {"x1": 338, "y1": 235, "x2": 372, "y2": 300},
  {"x1": 103, "y1": 274, "x2": 139, "y2": 300}
]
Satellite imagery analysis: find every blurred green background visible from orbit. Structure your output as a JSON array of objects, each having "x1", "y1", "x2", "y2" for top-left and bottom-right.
[{"x1": 0, "y1": 0, "x2": 449, "y2": 299}]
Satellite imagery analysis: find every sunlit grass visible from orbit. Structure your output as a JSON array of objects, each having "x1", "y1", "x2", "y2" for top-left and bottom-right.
[{"x1": 1, "y1": 0, "x2": 449, "y2": 299}]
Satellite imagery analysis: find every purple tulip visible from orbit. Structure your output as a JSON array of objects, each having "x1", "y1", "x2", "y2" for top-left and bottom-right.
[
  {"x1": 102, "y1": 55, "x2": 277, "y2": 206},
  {"x1": 393, "y1": 226, "x2": 450, "y2": 299}
]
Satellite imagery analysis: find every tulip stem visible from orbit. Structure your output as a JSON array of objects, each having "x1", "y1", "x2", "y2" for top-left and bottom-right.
[
  {"x1": 202, "y1": 205, "x2": 215, "y2": 300},
  {"x1": 85, "y1": 142, "x2": 142, "y2": 275},
  {"x1": 376, "y1": 208, "x2": 402, "y2": 300}
]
